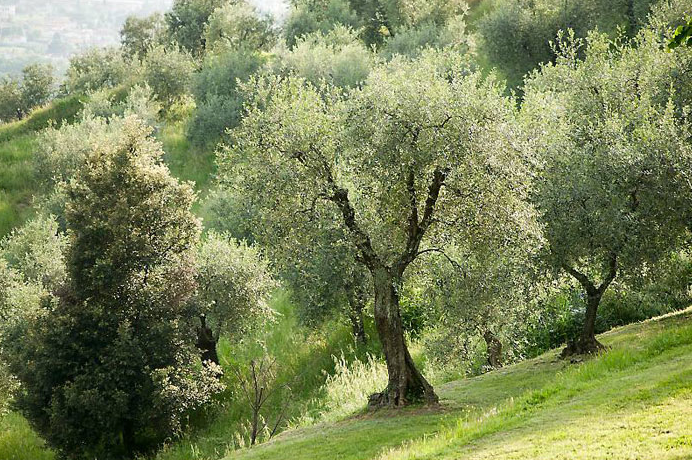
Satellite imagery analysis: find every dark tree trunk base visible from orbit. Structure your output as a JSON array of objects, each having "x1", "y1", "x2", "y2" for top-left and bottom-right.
[
  {"x1": 368, "y1": 386, "x2": 439, "y2": 409},
  {"x1": 561, "y1": 337, "x2": 608, "y2": 358}
]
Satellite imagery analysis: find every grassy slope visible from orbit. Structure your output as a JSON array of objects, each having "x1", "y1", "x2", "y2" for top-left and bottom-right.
[
  {"x1": 0, "y1": 96, "x2": 82, "y2": 237},
  {"x1": 223, "y1": 308, "x2": 692, "y2": 460}
]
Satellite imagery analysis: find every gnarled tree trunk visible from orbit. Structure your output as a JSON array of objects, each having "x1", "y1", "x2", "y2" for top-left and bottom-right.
[
  {"x1": 369, "y1": 268, "x2": 438, "y2": 407},
  {"x1": 195, "y1": 315, "x2": 219, "y2": 366},
  {"x1": 483, "y1": 330, "x2": 503, "y2": 368},
  {"x1": 562, "y1": 255, "x2": 617, "y2": 357}
]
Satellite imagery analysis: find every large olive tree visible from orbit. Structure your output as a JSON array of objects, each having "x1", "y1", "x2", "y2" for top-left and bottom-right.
[
  {"x1": 220, "y1": 52, "x2": 527, "y2": 406},
  {"x1": 523, "y1": 32, "x2": 692, "y2": 355}
]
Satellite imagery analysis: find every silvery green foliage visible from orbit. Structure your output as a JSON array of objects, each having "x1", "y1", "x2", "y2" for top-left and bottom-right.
[
  {"x1": 188, "y1": 50, "x2": 264, "y2": 147},
  {"x1": 0, "y1": 216, "x2": 66, "y2": 415},
  {"x1": 413, "y1": 241, "x2": 541, "y2": 369},
  {"x1": 34, "y1": 92, "x2": 161, "y2": 196},
  {"x1": 195, "y1": 232, "x2": 276, "y2": 338},
  {"x1": 381, "y1": 1, "x2": 470, "y2": 60},
  {"x1": 220, "y1": 49, "x2": 530, "y2": 331},
  {"x1": 272, "y1": 25, "x2": 374, "y2": 89},
  {"x1": 283, "y1": 0, "x2": 362, "y2": 49},
  {"x1": 204, "y1": 1, "x2": 276, "y2": 54},
  {"x1": 522, "y1": 30, "x2": 692, "y2": 304},
  {"x1": 142, "y1": 45, "x2": 195, "y2": 109},
  {"x1": 62, "y1": 47, "x2": 131, "y2": 95},
  {"x1": 1, "y1": 214, "x2": 67, "y2": 290},
  {"x1": 82, "y1": 84, "x2": 161, "y2": 127},
  {"x1": 476, "y1": 0, "x2": 657, "y2": 89}
]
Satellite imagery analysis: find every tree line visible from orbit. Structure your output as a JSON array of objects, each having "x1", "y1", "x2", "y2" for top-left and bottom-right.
[{"x1": 1, "y1": 0, "x2": 692, "y2": 458}]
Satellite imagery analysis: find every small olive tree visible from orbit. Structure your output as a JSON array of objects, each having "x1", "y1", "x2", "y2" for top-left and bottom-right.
[
  {"x1": 62, "y1": 47, "x2": 130, "y2": 95},
  {"x1": 20, "y1": 63, "x2": 55, "y2": 112},
  {"x1": 523, "y1": 32, "x2": 692, "y2": 355},
  {"x1": 220, "y1": 52, "x2": 528, "y2": 406},
  {"x1": 193, "y1": 231, "x2": 276, "y2": 364},
  {"x1": 120, "y1": 13, "x2": 167, "y2": 60},
  {"x1": 142, "y1": 45, "x2": 196, "y2": 110}
]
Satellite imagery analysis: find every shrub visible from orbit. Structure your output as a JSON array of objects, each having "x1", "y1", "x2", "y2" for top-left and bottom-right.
[
  {"x1": 3, "y1": 117, "x2": 223, "y2": 458},
  {"x1": 188, "y1": 50, "x2": 263, "y2": 146},
  {"x1": 143, "y1": 45, "x2": 195, "y2": 110},
  {"x1": 62, "y1": 47, "x2": 130, "y2": 95}
]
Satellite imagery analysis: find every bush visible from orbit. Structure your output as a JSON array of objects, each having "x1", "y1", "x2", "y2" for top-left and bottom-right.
[
  {"x1": 143, "y1": 45, "x2": 195, "y2": 110},
  {"x1": 188, "y1": 50, "x2": 263, "y2": 146},
  {"x1": 62, "y1": 47, "x2": 131, "y2": 95},
  {"x1": 3, "y1": 117, "x2": 223, "y2": 458}
]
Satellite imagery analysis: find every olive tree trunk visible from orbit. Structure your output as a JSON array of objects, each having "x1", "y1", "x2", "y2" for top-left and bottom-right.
[
  {"x1": 368, "y1": 268, "x2": 438, "y2": 407},
  {"x1": 562, "y1": 255, "x2": 617, "y2": 357},
  {"x1": 483, "y1": 330, "x2": 503, "y2": 368}
]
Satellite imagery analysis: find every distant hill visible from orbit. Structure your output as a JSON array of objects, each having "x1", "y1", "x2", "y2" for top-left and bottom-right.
[{"x1": 0, "y1": 0, "x2": 287, "y2": 77}]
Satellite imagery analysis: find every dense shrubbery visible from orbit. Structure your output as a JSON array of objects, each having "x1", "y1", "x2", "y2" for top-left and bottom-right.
[
  {"x1": 0, "y1": 63, "x2": 55, "y2": 123},
  {"x1": 476, "y1": 0, "x2": 659, "y2": 89},
  {"x1": 188, "y1": 50, "x2": 264, "y2": 146}
]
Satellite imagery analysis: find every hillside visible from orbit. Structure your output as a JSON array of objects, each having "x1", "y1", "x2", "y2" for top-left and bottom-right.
[
  {"x1": 4, "y1": 304, "x2": 691, "y2": 460},
  {"x1": 222, "y1": 308, "x2": 692, "y2": 460}
]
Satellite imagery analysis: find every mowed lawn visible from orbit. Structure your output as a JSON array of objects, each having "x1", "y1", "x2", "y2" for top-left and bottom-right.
[{"x1": 227, "y1": 309, "x2": 692, "y2": 460}]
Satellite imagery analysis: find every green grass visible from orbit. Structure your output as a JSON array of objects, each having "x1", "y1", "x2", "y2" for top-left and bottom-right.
[
  {"x1": 223, "y1": 309, "x2": 692, "y2": 460},
  {"x1": 0, "y1": 134, "x2": 39, "y2": 237},
  {"x1": 157, "y1": 122, "x2": 217, "y2": 200},
  {"x1": 0, "y1": 96, "x2": 83, "y2": 143},
  {"x1": 1, "y1": 302, "x2": 691, "y2": 460},
  {"x1": 152, "y1": 291, "x2": 379, "y2": 460},
  {"x1": 0, "y1": 95, "x2": 84, "y2": 237},
  {"x1": 0, "y1": 411, "x2": 54, "y2": 460}
]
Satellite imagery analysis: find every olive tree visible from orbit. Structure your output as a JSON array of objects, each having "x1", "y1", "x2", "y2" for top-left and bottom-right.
[
  {"x1": 188, "y1": 49, "x2": 264, "y2": 146},
  {"x1": 523, "y1": 32, "x2": 692, "y2": 355},
  {"x1": 272, "y1": 26, "x2": 374, "y2": 89},
  {"x1": 166, "y1": 0, "x2": 225, "y2": 56},
  {"x1": 204, "y1": 1, "x2": 276, "y2": 54},
  {"x1": 120, "y1": 13, "x2": 167, "y2": 60},
  {"x1": 220, "y1": 52, "x2": 527, "y2": 406},
  {"x1": 415, "y1": 235, "x2": 540, "y2": 371},
  {"x1": 0, "y1": 77, "x2": 22, "y2": 122},
  {"x1": 62, "y1": 47, "x2": 130, "y2": 95},
  {"x1": 20, "y1": 63, "x2": 55, "y2": 111},
  {"x1": 142, "y1": 45, "x2": 195, "y2": 109},
  {"x1": 193, "y1": 231, "x2": 276, "y2": 364}
]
